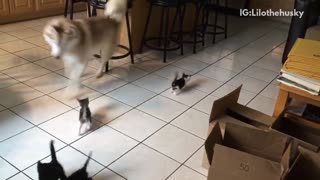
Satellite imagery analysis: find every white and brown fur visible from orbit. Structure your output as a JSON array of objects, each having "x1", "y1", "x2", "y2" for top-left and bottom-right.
[
  {"x1": 43, "y1": 0, "x2": 127, "y2": 134},
  {"x1": 43, "y1": 0, "x2": 127, "y2": 99}
]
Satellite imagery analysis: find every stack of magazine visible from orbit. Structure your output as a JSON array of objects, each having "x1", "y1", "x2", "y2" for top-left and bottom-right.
[{"x1": 278, "y1": 38, "x2": 320, "y2": 95}]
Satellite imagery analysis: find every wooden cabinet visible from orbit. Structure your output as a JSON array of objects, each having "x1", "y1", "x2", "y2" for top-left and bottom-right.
[
  {"x1": 36, "y1": 0, "x2": 64, "y2": 11},
  {"x1": 9, "y1": 0, "x2": 35, "y2": 15},
  {"x1": 0, "y1": 0, "x2": 10, "y2": 16},
  {"x1": 0, "y1": 0, "x2": 86, "y2": 24}
]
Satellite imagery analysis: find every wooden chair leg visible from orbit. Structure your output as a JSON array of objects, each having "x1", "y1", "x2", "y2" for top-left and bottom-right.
[{"x1": 273, "y1": 89, "x2": 289, "y2": 117}]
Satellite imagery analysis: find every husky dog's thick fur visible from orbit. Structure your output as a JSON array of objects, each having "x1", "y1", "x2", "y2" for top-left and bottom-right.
[
  {"x1": 43, "y1": 0, "x2": 128, "y2": 99},
  {"x1": 105, "y1": 0, "x2": 128, "y2": 22}
]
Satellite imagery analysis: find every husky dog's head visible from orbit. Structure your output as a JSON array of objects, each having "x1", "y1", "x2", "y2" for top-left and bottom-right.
[
  {"x1": 43, "y1": 18, "x2": 81, "y2": 59},
  {"x1": 104, "y1": 0, "x2": 128, "y2": 22}
]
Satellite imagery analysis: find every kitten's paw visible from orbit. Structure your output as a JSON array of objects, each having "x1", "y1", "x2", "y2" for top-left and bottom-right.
[{"x1": 79, "y1": 121, "x2": 92, "y2": 136}]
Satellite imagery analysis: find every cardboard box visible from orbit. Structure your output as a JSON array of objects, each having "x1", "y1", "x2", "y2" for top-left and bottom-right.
[
  {"x1": 203, "y1": 86, "x2": 276, "y2": 169},
  {"x1": 208, "y1": 85, "x2": 274, "y2": 131},
  {"x1": 286, "y1": 147, "x2": 320, "y2": 180},
  {"x1": 205, "y1": 123, "x2": 290, "y2": 180},
  {"x1": 271, "y1": 116, "x2": 320, "y2": 162}
]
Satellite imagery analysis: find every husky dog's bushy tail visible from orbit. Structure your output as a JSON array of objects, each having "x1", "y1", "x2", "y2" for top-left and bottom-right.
[{"x1": 104, "y1": 0, "x2": 128, "y2": 23}]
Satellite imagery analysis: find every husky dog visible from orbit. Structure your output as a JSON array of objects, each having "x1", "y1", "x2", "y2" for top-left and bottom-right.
[
  {"x1": 43, "y1": 0, "x2": 128, "y2": 99},
  {"x1": 38, "y1": 141, "x2": 92, "y2": 180},
  {"x1": 104, "y1": 0, "x2": 128, "y2": 22},
  {"x1": 171, "y1": 72, "x2": 192, "y2": 95}
]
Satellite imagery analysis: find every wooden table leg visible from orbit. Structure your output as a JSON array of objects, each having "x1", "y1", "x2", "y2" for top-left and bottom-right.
[{"x1": 273, "y1": 89, "x2": 289, "y2": 117}]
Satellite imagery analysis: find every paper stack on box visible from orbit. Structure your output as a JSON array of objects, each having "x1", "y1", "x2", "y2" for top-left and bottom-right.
[{"x1": 278, "y1": 38, "x2": 320, "y2": 95}]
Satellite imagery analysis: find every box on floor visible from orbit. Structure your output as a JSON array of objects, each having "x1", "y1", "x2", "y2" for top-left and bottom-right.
[{"x1": 203, "y1": 86, "x2": 320, "y2": 180}]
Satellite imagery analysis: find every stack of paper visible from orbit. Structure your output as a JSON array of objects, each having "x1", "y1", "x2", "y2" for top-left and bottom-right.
[{"x1": 278, "y1": 38, "x2": 320, "y2": 95}]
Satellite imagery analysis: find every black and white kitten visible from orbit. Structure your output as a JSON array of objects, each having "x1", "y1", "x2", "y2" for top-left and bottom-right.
[
  {"x1": 171, "y1": 72, "x2": 191, "y2": 95},
  {"x1": 78, "y1": 98, "x2": 92, "y2": 135},
  {"x1": 37, "y1": 141, "x2": 66, "y2": 180}
]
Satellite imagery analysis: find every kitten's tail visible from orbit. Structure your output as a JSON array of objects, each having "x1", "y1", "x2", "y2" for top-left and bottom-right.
[
  {"x1": 50, "y1": 140, "x2": 57, "y2": 162},
  {"x1": 174, "y1": 72, "x2": 178, "y2": 81},
  {"x1": 82, "y1": 152, "x2": 92, "y2": 170}
]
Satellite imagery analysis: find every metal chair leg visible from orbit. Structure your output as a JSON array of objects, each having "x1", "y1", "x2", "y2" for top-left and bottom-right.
[
  {"x1": 192, "y1": 4, "x2": 201, "y2": 54},
  {"x1": 139, "y1": 4, "x2": 153, "y2": 53},
  {"x1": 87, "y1": 1, "x2": 92, "y2": 17},
  {"x1": 125, "y1": 11, "x2": 135, "y2": 64},
  {"x1": 70, "y1": 0, "x2": 74, "y2": 20},
  {"x1": 224, "y1": 0, "x2": 228, "y2": 39},
  {"x1": 64, "y1": 0, "x2": 69, "y2": 17},
  {"x1": 163, "y1": 7, "x2": 170, "y2": 63},
  {"x1": 212, "y1": 0, "x2": 219, "y2": 44}
]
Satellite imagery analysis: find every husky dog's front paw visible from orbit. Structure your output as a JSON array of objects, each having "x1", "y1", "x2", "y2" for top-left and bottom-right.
[{"x1": 95, "y1": 72, "x2": 104, "y2": 79}]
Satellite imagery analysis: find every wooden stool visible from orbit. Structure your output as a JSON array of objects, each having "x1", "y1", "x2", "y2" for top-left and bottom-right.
[{"x1": 273, "y1": 84, "x2": 320, "y2": 117}]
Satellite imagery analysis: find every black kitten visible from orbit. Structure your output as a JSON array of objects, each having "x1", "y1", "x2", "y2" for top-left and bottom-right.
[
  {"x1": 38, "y1": 141, "x2": 93, "y2": 180},
  {"x1": 78, "y1": 98, "x2": 92, "y2": 135},
  {"x1": 171, "y1": 72, "x2": 191, "y2": 95},
  {"x1": 37, "y1": 141, "x2": 66, "y2": 180},
  {"x1": 67, "y1": 152, "x2": 93, "y2": 180}
]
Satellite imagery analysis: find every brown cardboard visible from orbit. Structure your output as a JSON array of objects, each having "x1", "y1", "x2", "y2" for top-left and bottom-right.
[
  {"x1": 203, "y1": 86, "x2": 277, "y2": 169},
  {"x1": 205, "y1": 123, "x2": 290, "y2": 180},
  {"x1": 209, "y1": 85, "x2": 274, "y2": 129},
  {"x1": 286, "y1": 147, "x2": 320, "y2": 180},
  {"x1": 271, "y1": 117, "x2": 320, "y2": 162},
  {"x1": 208, "y1": 144, "x2": 283, "y2": 180}
]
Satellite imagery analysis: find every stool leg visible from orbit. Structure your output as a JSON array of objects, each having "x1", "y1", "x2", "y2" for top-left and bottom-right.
[
  {"x1": 105, "y1": 59, "x2": 109, "y2": 72},
  {"x1": 64, "y1": 0, "x2": 69, "y2": 18},
  {"x1": 158, "y1": 7, "x2": 165, "y2": 47},
  {"x1": 224, "y1": 0, "x2": 228, "y2": 39},
  {"x1": 125, "y1": 11, "x2": 134, "y2": 64},
  {"x1": 212, "y1": 0, "x2": 219, "y2": 44},
  {"x1": 179, "y1": 5, "x2": 185, "y2": 56},
  {"x1": 192, "y1": 4, "x2": 201, "y2": 54},
  {"x1": 92, "y1": 4, "x2": 97, "y2": 16},
  {"x1": 87, "y1": 1, "x2": 91, "y2": 17},
  {"x1": 139, "y1": 4, "x2": 153, "y2": 53},
  {"x1": 201, "y1": 6, "x2": 207, "y2": 46},
  {"x1": 70, "y1": 0, "x2": 74, "y2": 20},
  {"x1": 163, "y1": 7, "x2": 170, "y2": 63}
]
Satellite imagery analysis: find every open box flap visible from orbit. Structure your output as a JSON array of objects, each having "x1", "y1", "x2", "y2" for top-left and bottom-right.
[
  {"x1": 209, "y1": 85, "x2": 273, "y2": 128},
  {"x1": 205, "y1": 123, "x2": 223, "y2": 165},
  {"x1": 209, "y1": 85, "x2": 241, "y2": 122}
]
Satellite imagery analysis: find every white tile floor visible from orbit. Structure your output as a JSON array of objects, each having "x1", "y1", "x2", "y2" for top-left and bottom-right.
[{"x1": 0, "y1": 12, "x2": 287, "y2": 179}]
